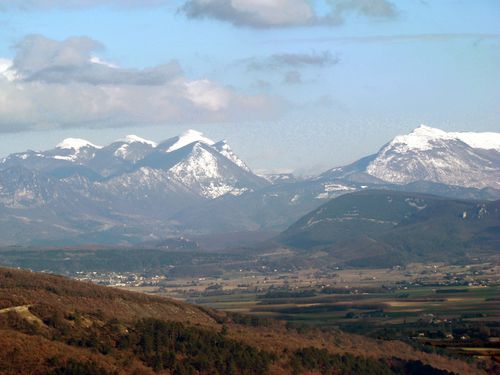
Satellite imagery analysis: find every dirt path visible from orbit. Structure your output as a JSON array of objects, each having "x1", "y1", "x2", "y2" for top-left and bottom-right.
[{"x1": 0, "y1": 305, "x2": 45, "y2": 326}]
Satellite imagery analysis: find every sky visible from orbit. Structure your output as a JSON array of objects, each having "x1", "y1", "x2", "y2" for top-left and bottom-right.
[{"x1": 0, "y1": 0, "x2": 499, "y2": 174}]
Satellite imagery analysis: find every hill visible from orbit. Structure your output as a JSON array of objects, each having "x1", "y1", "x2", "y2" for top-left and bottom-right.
[
  {"x1": 0, "y1": 267, "x2": 484, "y2": 374},
  {"x1": 278, "y1": 190, "x2": 500, "y2": 267}
]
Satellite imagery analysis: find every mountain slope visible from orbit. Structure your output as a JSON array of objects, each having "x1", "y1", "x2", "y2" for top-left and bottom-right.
[
  {"x1": 0, "y1": 267, "x2": 482, "y2": 375},
  {"x1": 278, "y1": 190, "x2": 500, "y2": 266}
]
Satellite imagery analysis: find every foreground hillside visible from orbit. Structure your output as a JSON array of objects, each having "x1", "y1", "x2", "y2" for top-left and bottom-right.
[
  {"x1": 0, "y1": 267, "x2": 485, "y2": 374},
  {"x1": 278, "y1": 190, "x2": 500, "y2": 267}
]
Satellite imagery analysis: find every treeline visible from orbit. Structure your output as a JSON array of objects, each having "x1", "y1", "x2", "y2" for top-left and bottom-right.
[
  {"x1": 290, "y1": 347, "x2": 394, "y2": 375},
  {"x1": 119, "y1": 318, "x2": 274, "y2": 375},
  {"x1": 289, "y1": 347, "x2": 456, "y2": 375}
]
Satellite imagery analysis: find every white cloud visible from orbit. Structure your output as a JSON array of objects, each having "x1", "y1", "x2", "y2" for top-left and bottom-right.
[
  {"x1": 11, "y1": 35, "x2": 183, "y2": 86},
  {"x1": 184, "y1": 79, "x2": 231, "y2": 111},
  {"x1": 0, "y1": 58, "x2": 18, "y2": 81},
  {"x1": 0, "y1": 35, "x2": 281, "y2": 132},
  {"x1": 89, "y1": 56, "x2": 118, "y2": 68}
]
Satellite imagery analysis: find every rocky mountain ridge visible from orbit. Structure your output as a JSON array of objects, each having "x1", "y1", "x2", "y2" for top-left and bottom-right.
[{"x1": 0, "y1": 125, "x2": 498, "y2": 245}]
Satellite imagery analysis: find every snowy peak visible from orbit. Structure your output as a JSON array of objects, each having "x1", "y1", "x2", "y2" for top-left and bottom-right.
[
  {"x1": 365, "y1": 125, "x2": 500, "y2": 189},
  {"x1": 4, "y1": 131, "x2": 256, "y2": 190},
  {"x1": 388, "y1": 125, "x2": 500, "y2": 153},
  {"x1": 119, "y1": 135, "x2": 158, "y2": 147},
  {"x1": 166, "y1": 142, "x2": 265, "y2": 199},
  {"x1": 111, "y1": 135, "x2": 158, "y2": 162},
  {"x1": 56, "y1": 138, "x2": 102, "y2": 151},
  {"x1": 52, "y1": 138, "x2": 102, "y2": 162},
  {"x1": 165, "y1": 129, "x2": 215, "y2": 153},
  {"x1": 390, "y1": 125, "x2": 450, "y2": 152},
  {"x1": 213, "y1": 140, "x2": 250, "y2": 172}
]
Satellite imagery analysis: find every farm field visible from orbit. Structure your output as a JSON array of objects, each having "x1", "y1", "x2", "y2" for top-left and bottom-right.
[
  {"x1": 191, "y1": 284, "x2": 500, "y2": 363},
  {"x1": 192, "y1": 284, "x2": 499, "y2": 327}
]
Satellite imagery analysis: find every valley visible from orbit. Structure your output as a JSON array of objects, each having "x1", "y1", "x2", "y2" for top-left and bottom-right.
[
  {"x1": 2, "y1": 242, "x2": 498, "y2": 371},
  {"x1": 114, "y1": 262, "x2": 500, "y2": 370}
]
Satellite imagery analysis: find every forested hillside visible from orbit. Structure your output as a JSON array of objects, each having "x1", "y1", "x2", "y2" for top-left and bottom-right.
[{"x1": 0, "y1": 267, "x2": 485, "y2": 374}]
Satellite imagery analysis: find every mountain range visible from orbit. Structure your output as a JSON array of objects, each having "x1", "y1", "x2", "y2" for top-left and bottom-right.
[{"x1": 0, "y1": 125, "x2": 499, "y2": 245}]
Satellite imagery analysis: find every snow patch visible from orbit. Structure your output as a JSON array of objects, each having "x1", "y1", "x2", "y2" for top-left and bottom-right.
[
  {"x1": 405, "y1": 198, "x2": 427, "y2": 210},
  {"x1": 166, "y1": 130, "x2": 215, "y2": 153},
  {"x1": 56, "y1": 138, "x2": 102, "y2": 150},
  {"x1": 119, "y1": 135, "x2": 157, "y2": 147},
  {"x1": 213, "y1": 140, "x2": 250, "y2": 171},
  {"x1": 451, "y1": 132, "x2": 500, "y2": 152},
  {"x1": 386, "y1": 125, "x2": 500, "y2": 153},
  {"x1": 53, "y1": 155, "x2": 74, "y2": 161}
]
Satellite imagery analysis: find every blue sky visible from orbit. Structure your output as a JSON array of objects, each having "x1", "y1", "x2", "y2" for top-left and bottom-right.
[{"x1": 0, "y1": 0, "x2": 499, "y2": 174}]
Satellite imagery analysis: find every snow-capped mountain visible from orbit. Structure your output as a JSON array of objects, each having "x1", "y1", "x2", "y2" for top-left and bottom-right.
[
  {"x1": 165, "y1": 142, "x2": 264, "y2": 198},
  {"x1": 0, "y1": 130, "x2": 271, "y2": 244},
  {"x1": 365, "y1": 125, "x2": 500, "y2": 189},
  {"x1": 0, "y1": 130, "x2": 266, "y2": 201},
  {"x1": 172, "y1": 126, "x2": 500, "y2": 235},
  {"x1": 322, "y1": 125, "x2": 500, "y2": 190},
  {"x1": 0, "y1": 138, "x2": 102, "y2": 172},
  {"x1": 157, "y1": 129, "x2": 215, "y2": 153},
  {"x1": 0, "y1": 125, "x2": 498, "y2": 245},
  {"x1": 53, "y1": 138, "x2": 103, "y2": 162},
  {"x1": 111, "y1": 135, "x2": 158, "y2": 161}
]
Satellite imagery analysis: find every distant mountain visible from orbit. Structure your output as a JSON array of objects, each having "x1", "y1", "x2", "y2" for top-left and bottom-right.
[
  {"x1": 0, "y1": 130, "x2": 269, "y2": 245},
  {"x1": 277, "y1": 190, "x2": 500, "y2": 267},
  {"x1": 0, "y1": 130, "x2": 267, "y2": 199},
  {"x1": 0, "y1": 125, "x2": 498, "y2": 245},
  {"x1": 323, "y1": 125, "x2": 500, "y2": 189}
]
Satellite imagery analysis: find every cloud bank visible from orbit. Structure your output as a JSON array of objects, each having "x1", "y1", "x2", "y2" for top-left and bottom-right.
[{"x1": 0, "y1": 35, "x2": 281, "y2": 133}]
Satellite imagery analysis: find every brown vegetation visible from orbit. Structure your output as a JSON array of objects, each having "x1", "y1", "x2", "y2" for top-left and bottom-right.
[{"x1": 0, "y1": 267, "x2": 486, "y2": 374}]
